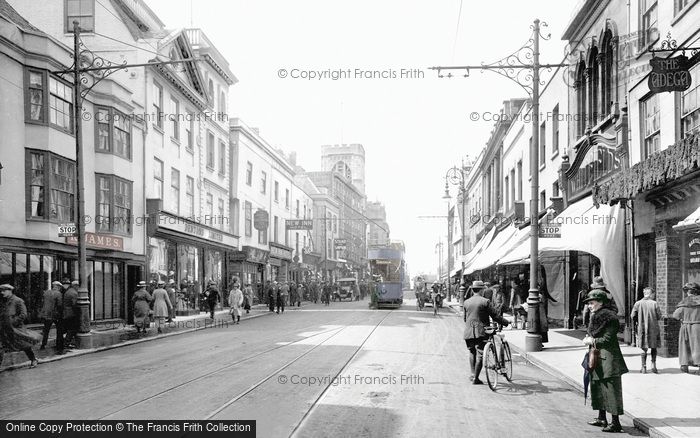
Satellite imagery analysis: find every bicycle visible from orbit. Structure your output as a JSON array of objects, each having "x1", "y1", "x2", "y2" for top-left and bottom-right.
[{"x1": 483, "y1": 324, "x2": 513, "y2": 391}]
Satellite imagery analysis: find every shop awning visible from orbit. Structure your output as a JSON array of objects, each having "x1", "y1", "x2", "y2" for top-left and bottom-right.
[
  {"x1": 461, "y1": 227, "x2": 496, "y2": 273},
  {"x1": 497, "y1": 197, "x2": 626, "y2": 312},
  {"x1": 450, "y1": 267, "x2": 461, "y2": 277},
  {"x1": 467, "y1": 224, "x2": 520, "y2": 274},
  {"x1": 673, "y1": 205, "x2": 700, "y2": 231}
]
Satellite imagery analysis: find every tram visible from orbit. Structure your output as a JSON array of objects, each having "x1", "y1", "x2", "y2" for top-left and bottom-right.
[{"x1": 368, "y1": 242, "x2": 405, "y2": 308}]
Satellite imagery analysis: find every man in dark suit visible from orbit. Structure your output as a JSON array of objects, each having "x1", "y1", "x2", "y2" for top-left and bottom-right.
[{"x1": 463, "y1": 282, "x2": 510, "y2": 384}]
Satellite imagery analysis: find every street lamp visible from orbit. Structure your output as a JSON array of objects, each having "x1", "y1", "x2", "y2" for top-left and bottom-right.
[
  {"x1": 443, "y1": 164, "x2": 467, "y2": 291},
  {"x1": 431, "y1": 20, "x2": 568, "y2": 352}
]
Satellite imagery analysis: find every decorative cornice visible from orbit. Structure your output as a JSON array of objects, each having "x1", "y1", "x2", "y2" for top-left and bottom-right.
[
  {"x1": 203, "y1": 53, "x2": 234, "y2": 85},
  {"x1": 153, "y1": 63, "x2": 207, "y2": 110}
]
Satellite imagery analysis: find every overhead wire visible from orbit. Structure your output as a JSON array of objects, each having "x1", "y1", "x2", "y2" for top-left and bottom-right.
[
  {"x1": 94, "y1": 0, "x2": 161, "y2": 55},
  {"x1": 451, "y1": 0, "x2": 464, "y2": 62}
]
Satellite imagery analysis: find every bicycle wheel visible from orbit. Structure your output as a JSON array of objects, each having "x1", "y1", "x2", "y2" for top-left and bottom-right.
[
  {"x1": 502, "y1": 341, "x2": 513, "y2": 382},
  {"x1": 483, "y1": 341, "x2": 498, "y2": 391}
]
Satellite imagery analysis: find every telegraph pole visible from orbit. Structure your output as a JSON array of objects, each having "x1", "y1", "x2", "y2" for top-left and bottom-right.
[
  {"x1": 431, "y1": 19, "x2": 568, "y2": 352},
  {"x1": 55, "y1": 21, "x2": 200, "y2": 347}
]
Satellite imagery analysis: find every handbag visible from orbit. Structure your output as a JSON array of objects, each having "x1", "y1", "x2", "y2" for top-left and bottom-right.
[{"x1": 588, "y1": 341, "x2": 600, "y2": 370}]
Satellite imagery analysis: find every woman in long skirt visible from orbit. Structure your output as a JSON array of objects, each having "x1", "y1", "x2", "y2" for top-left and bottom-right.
[
  {"x1": 582, "y1": 288, "x2": 629, "y2": 433},
  {"x1": 132, "y1": 281, "x2": 153, "y2": 334},
  {"x1": 229, "y1": 284, "x2": 244, "y2": 324}
]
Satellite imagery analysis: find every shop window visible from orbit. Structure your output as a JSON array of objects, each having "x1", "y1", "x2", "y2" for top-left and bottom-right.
[
  {"x1": 177, "y1": 244, "x2": 200, "y2": 311},
  {"x1": 642, "y1": 94, "x2": 660, "y2": 159},
  {"x1": 0, "y1": 252, "x2": 56, "y2": 324},
  {"x1": 95, "y1": 174, "x2": 132, "y2": 234},
  {"x1": 65, "y1": 0, "x2": 94, "y2": 32},
  {"x1": 26, "y1": 150, "x2": 75, "y2": 222},
  {"x1": 681, "y1": 67, "x2": 700, "y2": 138},
  {"x1": 95, "y1": 106, "x2": 131, "y2": 159}
]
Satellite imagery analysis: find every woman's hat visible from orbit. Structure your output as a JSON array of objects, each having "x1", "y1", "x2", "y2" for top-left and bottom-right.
[
  {"x1": 51, "y1": 280, "x2": 63, "y2": 287},
  {"x1": 590, "y1": 276, "x2": 606, "y2": 289},
  {"x1": 0, "y1": 284, "x2": 14, "y2": 291},
  {"x1": 157, "y1": 280, "x2": 165, "y2": 286},
  {"x1": 583, "y1": 289, "x2": 609, "y2": 304},
  {"x1": 137, "y1": 281, "x2": 147, "y2": 287},
  {"x1": 683, "y1": 282, "x2": 700, "y2": 292}
]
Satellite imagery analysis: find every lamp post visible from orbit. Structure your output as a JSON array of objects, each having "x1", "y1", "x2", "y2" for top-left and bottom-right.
[
  {"x1": 53, "y1": 21, "x2": 200, "y2": 347},
  {"x1": 443, "y1": 164, "x2": 467, "y2": 288},
  {"x1": 430, "y1": 20, "x2": 568, "y2": 352}
]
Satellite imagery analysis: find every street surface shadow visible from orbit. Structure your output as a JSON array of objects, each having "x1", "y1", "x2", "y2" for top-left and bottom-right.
[
  {"x1": 555, "y1": 329, "x2": 587, "y2": 340},
  {"x1": 294, "y1": 404, "x2": 400, "y2": 438},
  {"x1": 634, "y1": 417, "x2": 700, "y2": 428}
]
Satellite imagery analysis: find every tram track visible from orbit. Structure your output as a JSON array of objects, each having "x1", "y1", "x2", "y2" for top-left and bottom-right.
[{"x1": 96, "y1": 311, "x2": 380, "y2": 420}]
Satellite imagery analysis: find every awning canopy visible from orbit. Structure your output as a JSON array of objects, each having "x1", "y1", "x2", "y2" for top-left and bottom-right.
[
  {"x1": 467, "y1": 224, "x2": 520, "y2": 274},
  {"x1": 462, "y1": 227, "x2": 496, "y2": 273},
  {"x1": 498, "y1": 197, "x2": 626, "y2": 313},
  {"x1": 674, "y1": 205, "x2": 700, "y2": 231}
]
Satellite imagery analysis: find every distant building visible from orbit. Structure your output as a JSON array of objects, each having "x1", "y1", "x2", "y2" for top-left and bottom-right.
[
  {"x1": 366, "y1": 201, "x2": 390, "y2": 247},
  {"x1": 321, "y1": 143, "x2": 366, "y2": 195}
]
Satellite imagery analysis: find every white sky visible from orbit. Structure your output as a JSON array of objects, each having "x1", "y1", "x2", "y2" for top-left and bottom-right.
[{"x1": 146, "y1": 0, "x2": 575, "y2": 276}]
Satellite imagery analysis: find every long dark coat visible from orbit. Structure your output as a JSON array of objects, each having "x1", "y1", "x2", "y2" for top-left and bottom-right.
[
  {"x1": 132, "y1": 288, "x2": 152, "y2": 329},
  {"x1": 588, "y1": 307, "x2": 628, "y2": 415},
  {"x1": 463, "y1": 295, "x2": 509, "y2": 340},
  {"x1": 1, "y1": 294, "x2": 40, "y2": 351},
  {"x1": 672, "y1": 294, "x2": 700, "y2": 367},
  {"x1": 630, "y1": 297, "x2": 661, "y2": 349}
]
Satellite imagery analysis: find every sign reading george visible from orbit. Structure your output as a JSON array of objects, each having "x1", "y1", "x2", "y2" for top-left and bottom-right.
[
  {"x1": 286, "y1": 219, "x2": 313, "y2": 230},
  {"x1": 253, "y1": 209, "x2": 269, "y2": 231},
  {"x1": 648, "y1": 55, "x2": 692, "y2": 94},
  {"x1": 58, "y1": 223, "x2": 77, "y2": 237}
]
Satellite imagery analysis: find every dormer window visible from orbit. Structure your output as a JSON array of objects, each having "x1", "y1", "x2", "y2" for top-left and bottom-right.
[{"x1": 65, "y1": 0, "x2": 95, "y2": 32}]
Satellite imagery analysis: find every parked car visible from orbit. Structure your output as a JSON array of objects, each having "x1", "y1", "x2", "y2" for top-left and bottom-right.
[{"x1": 333, "y1": 278, "x2": 358, "y2": 301}]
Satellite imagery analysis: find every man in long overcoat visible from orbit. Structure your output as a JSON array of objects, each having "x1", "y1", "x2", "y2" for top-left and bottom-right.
[
  {"x1": 673, "y1": 282, "x2": 700, "y2": 373},
  {"x1": 60, "y1": 280, "x2": 79, "y2": 350},
  {"x1": 40, "y1": 281, "x2": 64, "y2": 351},
  {"x1": 630, "y1": 287, "x2": 661, "y2": 373},
  {"x1": 463, "y1": 284, "x2": 509, "y2": 384},
  {"x1": 0, "y1": 284, "x2": 39, "y2": 368}
]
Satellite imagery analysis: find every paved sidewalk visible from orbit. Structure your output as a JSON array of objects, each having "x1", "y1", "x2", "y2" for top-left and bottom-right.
[
  {"x1": 446, "y1": 301, "x2": 700, "y2": 438},
  {"x1": 0, "y1": 302, "x2": 307, "y2": 372}
]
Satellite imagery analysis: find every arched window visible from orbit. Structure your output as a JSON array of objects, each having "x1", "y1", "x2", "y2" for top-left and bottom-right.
[
  {"x1": 601, "y1": 30, "x2": 615, "y2": 117},
  {"x1": 589, "y1": 47, "x2": 599, "y2": 126},
  {"x1": 576, "y1": 60, "x2": 587, "y2": 137}
]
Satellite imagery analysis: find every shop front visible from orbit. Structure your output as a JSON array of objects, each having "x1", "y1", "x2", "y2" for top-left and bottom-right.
[
  {"x1": 0, "y1": 233, "x2": 144, "y2": 324},
  {"x1": 147, "y1": 208, "x2": 239, "y2": 315},
  {"x1": 270, "y1": 243, "x2": 293, "y2": 282},
  {"x1": 228, "y1": 245, "x2": 269, "y2": 304},
  {"x1": 592, "y1": 135, "x2": 700, "y2": 356}
]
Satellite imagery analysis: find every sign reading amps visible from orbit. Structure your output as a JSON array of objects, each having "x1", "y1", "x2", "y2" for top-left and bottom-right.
[
  {"x1": 648, "y1": 55, "x2": 692, "y2": 94},
  {"x1": 286, "y1": 219, "x2": 313, "y2": 230}
]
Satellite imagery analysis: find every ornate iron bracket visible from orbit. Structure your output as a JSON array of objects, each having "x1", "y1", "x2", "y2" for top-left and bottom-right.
[
  {"x1": 430, "y1": 21, "x2": 568, "y2": 99},
  {"x1": 650, "y1": 31, "x2": 700, "y2": 57}
]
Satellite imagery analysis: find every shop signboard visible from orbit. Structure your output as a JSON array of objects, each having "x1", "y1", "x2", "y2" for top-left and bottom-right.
[
  {"x1": 66, "y1": 232, "x2": 124, "y2": 250},
  {"x1": 270, "y1": 244, "x2": 293, "y2": 261},
  {"x1": 689, "y1": 237, "x2": 700, "y2": 267},
  {"x1": 58, "y1": 223, "x2": 77, "y2": 237},
  {"x1": 157, "y1": 213, "x2": 238, "y2": 248},
  {"x1": 334, "y1": 238, "x2": 348, "y2": 250},
  {"x1": 254, "y1": 210, "x2": 269, "y2": 231},
  {"x1": 286, "y1": 219, "x2": 313, "y2": 230},
  {"x1": 648, "y1": 55, "x2": 692, "y2": 94}
]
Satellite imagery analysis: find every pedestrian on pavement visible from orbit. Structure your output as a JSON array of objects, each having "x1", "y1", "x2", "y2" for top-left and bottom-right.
[
  {"x1": 40, "y1": 281, "x2": 64, "y2": 351},
  {"x1": 61, "y1": 280, "x2": 79, "y2": 350},
  {"x1": 509, "y1": 280, "x2": 525, "y2": 329},
  {"x1": 278, "y1": 281, "x2": 289, "y2": 313},
  {"x1": 132, "y1": 281, "x2": 152, "y2": 334},
  {"x1": 296, "y1": 283, "x2": 304, "y2": 306},
  {"x1": 492, "y1": 284, "x2": 506, "y2": 328},
  {"x1": 267, "y1": 281, "x2": 276, "y2": 312},
  {"x1": 481, "y1": 282, "x2": 494, "y2": 302},
  {"x1": 243, "y1": 283, "x2": 253, "y2": 314},
  {"x1": 152, "y1": 280, "x2": 172, "y2": 334},
  {"x1": 205, "y1": 281, "x2": 220, "y2": 319},
  {"x1": 166, "y1": 279, "x2": 178, "y2": 322},
  {"x1": 582, "y1": 289, "x2": 628, "y2": 433},
  {"x1": 672, "y1": 282, "x2": 700, "y2": 374},
  {"x1": 289, "y1": 282, "x2": 297, "y2": 307},
  {"x1": 322, "y1": 282, "x2": 331, "y2": 306},
  {"x1": 0, "y1": 284, "x2": 40, "y2": 369},
  {"x1": 462, "y1": 283, "x2": 509, "y2": 384},
  {"x1": 229, "y1": 283, "x2": 244, "y2": 324},
  {"x1": 630, "y1": 287, "x2": 662, "y2": 374},
  {"x1": 590, "y1": 276, "x2": 618, "y2": 314}
]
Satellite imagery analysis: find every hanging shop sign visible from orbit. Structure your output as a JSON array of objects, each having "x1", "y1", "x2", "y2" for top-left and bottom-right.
[
  {"x1": 254, "y1": 209, "x2": 269, "y2": 231},
  {"x1": 334, "y1": 238, "x2": 348, "y2": 250},
  {"x1": 66, "y1": 232, "x2": 124, "y2": 251},
  {"x1": 286, "y1": 219, "x2": 313, "y2": 230},
  {"x1": 648, "y1": 55, "x2": 692, "y2": 94}
]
